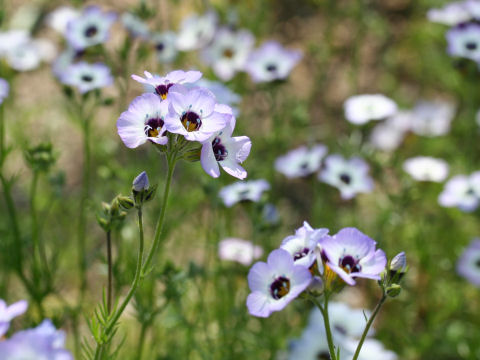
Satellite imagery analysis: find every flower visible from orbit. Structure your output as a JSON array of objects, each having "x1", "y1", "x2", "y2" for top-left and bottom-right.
[
  {"x1": 218, "y1": 238, "x2": 263, "y2": 266},
  {"x1": 245, "y1": 41, "x2": 302, "y2": 83},
  {"x1": 201, "y1": 27, "x2": 254, "y2": 81},
  {"x1": 190, "y1": 79, "x2": 242, "y2": 116},
  {"x1": 59, "y1": 62, "x2": 113, "y2": 93},
  {"x1": 46, "y1": 6, "x2": 80, "y2": 34},
  {"x1": 320, "y1": 228, "x2": 387, "y2": 286},
  {"x1": 0, "y1": 78, "x2": 9, "y2": 104},
  {"x1": 344, "y1": 338, "x2": 398, "y2": 360},
  {"x1": 465, "y1": 0, "x2": 480, "y2": 19},
  {"x1": 151, "y1": 32, "x2": 178, "y2": 63},
  {"x1": 369, "y1": 111, "x2": 413, "y2": 151},
  {"x1": 446, "y1": 23, "x2": 480, "y2": 62},
  {"x1": 133, "y1": 171, "x2": 149, "y2": 191},
  {"x1": 121, "y1": 12, "x2": 150, "y2": 39},
  {"x1": 246, "y1": 249, "x2": 312, "y2": 317},
  {"x1": 403, "y1": 156, "x2": 449, "y2": 182},
  {"x1": 0, "y1": 299, "x2": 28, "y2": 337},
  {"x1": 457, "y1": 238, "x2": 480, "y2": 287},
  {"x1": 65, "y1": 6, "x2": 116, "y2": 50},
  {"x1": 438, "y1": 172, "x2": 480, "y2": 212},
  {"x1": 219, "y1": 179, "x2": 270, "y2": 207},
  {"x1": 319, "y1": 154, "x2": 374, "y2": 200},
  {"x1": 288, "y1": 327, "x2": 351, "y2": 360},
  {"x1": 52, "y1": 47, "x2": 77, "y2": 78},
  {"x1": 280, "y1": 222, "x2": 329, "y2": 268},
  {"x1": 164, "y1": 85, "x2": 230, "y2": 142},
  {"x1": 117, "y1": 93, "x2": 170, "y2": 148},
  {"x1": 427, "y1": 2, "x2": 471, "y2": 26},
  {"x1": 409, "y1": 100, "x2": 455, "y2": 137},
  {"x1": 132, "y1": 70, "x2": 202, "y2": 99},
  {"x1": 275, "y1": 144, "x2": 328, "y2": 178},
  {"x1": 176, "y1": 11, "x2": 217, "y2": 51},
  {"x1": 343, "y1": 94, "x2": 397, "y2": 125},
  {"x1": 200, "y1": 107, "x2": 251, "y2": 179},
  {"x1": 0, "y1": 319, "x2": 73, "y2": 360}
]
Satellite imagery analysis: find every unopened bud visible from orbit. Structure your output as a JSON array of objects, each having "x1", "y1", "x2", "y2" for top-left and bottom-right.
[
  {"x1": 390, "y1": 252, "x2": 407, "y2": 273},
  {"x1": 133, "y1": 171, "x2": 149, "y2": 192},
  {"x1": 386, "y1": 284, "x2": 402, "y2": 298},
  {"x1": 117, "y1": 196, "x2": 134, "y2": 210}
]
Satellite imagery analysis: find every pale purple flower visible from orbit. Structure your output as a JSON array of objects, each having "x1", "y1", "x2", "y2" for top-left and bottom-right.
[
  {"x1": 403, "y1": 156, "x2": 449, "y2": 182},
  {"x1": 132, "y1": 70, "x2": 202, "y2": 99},
  {"x1": 245, "y1": 41, "x2": 302, "y2": 83},
  {"x1": 438, "y1": 172, "x2": 480, "y2": 212},
  {"x1": 151, "y1": 32, "x2": 178, "y2": 63},
  {"x1": 117, "y1": 93, "x2": 170, "y2": 148},
  {"x1": 200, "y1": 106, "x2": 251, "y2": 179},
  {"x1": 275, "y1": 144, "x2": 328, "y2": 178},
  {"x1": 46, "y1": 6, "x2": 80, "y2": 35},
  {"x1": 121, "y1": 12, "x2": 150, "y2": 39},
  {"x1": 446, "y1": 23, "x2": 480, "y2": 62},
  {"x1": 320, "y1": 228, "x2": 387, "y2": 286},
  {"x1": 457, "y1": 238, "x2": 480, "y2": 287},
  {"x1": 133, "y1": 171, "x2": 149, "y2": 191},
  {"x1": 319, "y1": 154, "x2": 374, "y2": 200},
  {"x1": 247, "y1": 249, "x2": 312, "y2": 317},
  {"x1": 410, "y1": 100, "x2": 455, "y2": 137},
  {"x1": 219, "y1": 179, "x2": 270, "y2": 207},
  {"x1": 164, "y1": 85, "x2": 230, "y2": 142},
  {"x1": 201, "y1": 27, "x2": 254, "y2": 81},
  {"x1": 66, "y1": 6, "x2": 116, "y2": 50},
  {"x1": 344, "y1": 94, "x2": 397, "y2": 125},
  {"x1": 0, "y1": 299, "x2": 28, "y2": 337},
  {"x1": 176, "y1": 11, "x2": 217, "y2": 51},
  {"x1": 427, "y1": 2, "x2": 471, "y2": 25},
  {"x1": 369, "y1": 111, "x2": 413, "y2": 152},
  {"x1": 218, "y1": 238, "x2": 263, "y2": 266},
  {"x1": 0, "y1": 319, "x2": 73, "y2": 360},
  {"x1": 0, "y1": 78, "x2": 9, "y2": 104},
  {"x1": 280, "y1": 222, "x2": 329, "y2": 268},
  {"x1": 59, "y1": 62, "x2": 113, "y2": 93},
  {"x1": 464, "y1": 0, "x2": 480, "y2": 19}
]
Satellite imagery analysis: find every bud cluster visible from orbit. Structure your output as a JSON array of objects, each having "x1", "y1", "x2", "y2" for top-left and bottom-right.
[{"x1": 24, "y1": 143, "x2": 56, "y2": 173}]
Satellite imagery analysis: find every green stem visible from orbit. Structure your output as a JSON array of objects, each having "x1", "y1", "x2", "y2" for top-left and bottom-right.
[
  {"x1": 352, "y1": 294, "x2": 387, "y2": 360},
  {"x1": 310, "y1": 294, "x2": 337, "y2": 360},
  {"x1": 106, "y1": 230, "x2": 113, "y2": 313},
  {"x1": 136, "y1": 322, "x2": 148, "y2": 360}
]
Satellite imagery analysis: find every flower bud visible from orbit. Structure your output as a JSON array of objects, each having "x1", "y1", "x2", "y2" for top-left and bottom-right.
[
  {"x1": 133, "y1": 171, "x2": 149, "y2": 192},
  {"x1": 386, "y1": 284, "x2": 402, "y2": 298},
  {"x1": 117, "y1": 196, "x2": 134, "y2": 210},
  {"x1": 390, "y1": 252, "x2": 406, "y2": 273}
]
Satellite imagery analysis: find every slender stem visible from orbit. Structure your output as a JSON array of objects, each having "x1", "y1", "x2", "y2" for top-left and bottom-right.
[
  {"x1": 136, "y1": 322, "x2": 148, "y2": 360},
  {"x1": 310, "y1": 294, "x2": 337, "y2": 360},
  {"x1": 352, "y1": 294, "x2": 387, "y2": 360},
  {"x1": 106, "y1": 230, "x2": 113, "y2": 313}
]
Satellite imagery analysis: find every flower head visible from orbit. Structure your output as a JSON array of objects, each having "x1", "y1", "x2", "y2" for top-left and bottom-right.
[
  {"x1": 275, "y1": 144, "x2": 328, "y2": 178},
  {"x1": 409, "y1": 100, "x2": 455, "y2": 137},
  {"x1": 446, "y1": 23, "x2": 480, "y2": 62},
  {"x1": 320, "y1": 228, "x2": 387, "y2": 286},
  {"x1": 427, "y1": 2, "x2": 471, "y2": 26},
  {"x1": 200, "y1": 107, "x2": 251, "y2": 179},
  {"x1": 59, "y1": 62, "x2": 113, "y2": 93},
  {"x1": 132, "y1": 70, "x2": 202, "y2": 99},
  {"x1": 457, "y1": 238, "x2": 480, "y2": 287},
  {"x1": 151, "y1": 32, "x2": 178, "y2": 63},
  {"x1": 245, "y1": 41, "x2": 302, "y2": 83},
  {"x1": 66, "y1": 6, "x2": 116, "y2": 50},
  {"x1": 319, "y1": 155, "x2": 374, "y2": 200},
  {"x1": 219, "y1": 179, "x2": 270, "y2": 207},
  {"x1": 46, "y1": 6, "x2": 80, "y2": 34},
  {"x1": 218, "y1": 238, "x2": 263, "y2": 266},
  {"x1": 0, "y1": 78, "x2": 9, "y2": 104},
  {"x1": 0, "y1": 299, "x2": 28, "y2": 337},
  {"x1": 201, "y1": 27, "x2": 255, "y2": 81},
  {"x1": 117, "y1": 93, "x2": 170, "y2": 148},
  {"x1": 344, "y1": 94, "x2": 397, "y2": 125},
  {"x1": 438, "y1": 172, "x2": 480, "y2": 212},
  {"x1": 176, "y1": 11, "x2": 217, "y2": 51},
  {"x1": 247, "y1": 249, "x2": 312, "y2": 317},
  {"x1": 403, "y1": 156, "x2": 449, "y2": 182}
]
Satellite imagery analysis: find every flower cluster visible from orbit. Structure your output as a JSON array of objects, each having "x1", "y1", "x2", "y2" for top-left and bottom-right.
[
  {"x1": 246, "y1": 223, "x2": 387, "y2": 318},
  {"x1": 117, "y1": 69, "x2": 251, "y2": 179}
]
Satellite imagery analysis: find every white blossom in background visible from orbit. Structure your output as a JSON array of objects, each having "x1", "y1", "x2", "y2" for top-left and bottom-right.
[
  {"x1": 151, "y1": 32, "x2": 178, "y2": 63},
  {"x1": 275, "y1": 144, "x2": 328, "y2": 178},
  {"x1": 410, "y1": 100, "x2": 455, "y2": 137},
  {"x1": 344, "y1": 94, "x2": 397, "y2": 125},
  {"x1": 176, "y1": 11, "x2": 217, "y2": 51},
  {"x1": 218, "y1": 238, "x2": 263, "y2": 266},
  {"x1": 427, "y1": 2, "x2": 471, "y2": 26},
  {"x1": 403, "y1": 156, "x2": 449, "y2": 182},
  {"x1": 46, "y1": 6, "x2": 80, "y2": 34}
]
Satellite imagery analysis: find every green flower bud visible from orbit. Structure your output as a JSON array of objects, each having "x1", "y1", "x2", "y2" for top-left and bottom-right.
[
  {"x1": 386, "y1": 284, "x2": 402, "y2": 298},
  {"x1": 117, "y1": 196, "x2": 134, "y2": 210}
]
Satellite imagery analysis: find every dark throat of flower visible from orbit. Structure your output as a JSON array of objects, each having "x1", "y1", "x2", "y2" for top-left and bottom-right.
[
  {"x1": 85, "y1": 25, "x2": 98, "y2": 38},
  {"x1": 340, "y1": 255, "x2": 361, "y2": 274},
  {"x1": 339, "y1": 173, "x2": 352, "y2": 185},
  {"x1": 145, "y1": 118, "x2": 164, "y2": 137},
  {"x1": 270, "y1": 276, "x2": 290, "y2": 300},
  {"x1": 212, "y1": 137, "x2": 228, "y2": 161},
  {"x1": 181, "y1": 111, "x2": 202, "y2": 132},
  {"x1": 155, "y1": 83, "x2": 174, "y2": 100}
]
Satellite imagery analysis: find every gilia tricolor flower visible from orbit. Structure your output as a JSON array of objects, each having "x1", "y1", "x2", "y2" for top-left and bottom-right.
[
  {"x1": 438, "y1": 171, "x2": 480, "y2": 212},
  {"x1": 200, "y1": 105, "x2": 251, "y2": 179},
  {"x1": 59, "y1": 62, "x2": 113, "y2": 94},
  {"x1": 410, "y1": 100, "x2": 455, "y2": 137},
  {"x1": 344, "y1": 94, "x2": 397, "y2": 125},
  {"x1": 132, "y1": 70, "x2": 202, "y2": 99},
  {"x1": 65, "y1": 6, "x2": 116, "y2": 50},
  {"x1": 176, "y1": 11, "x2": 217, "y2": 51},
  {"x1": 427, "y1": 2, "x2": 471, "y2": 26},
  {"x1": 151, "y1": 32, "x2": 178, "y2": 63},
  {"x1": 446, "y1": 23, "x2": 480, "y2": 62},
  {"x1": 117, "y1": 93, "x2": 170, "y2": 148},
  {"x1": 0, "y1": 299, "x2": 28, "y2": 337},
  {"x1": 218, "y1": 238, "x2": 263, "y2": 266},
  {"x1": 320, "y1": 228, "x2": 387, "y2": 286},
  {"x1": 246, "y1": 249, "x2": 312, "y2": 318},
  {"x1": 403, "y1": 156, "x2": 449, "y2": 182},
  {"x1": 219, "y1": 179, "x2": 270, "y2": 207},
  {"x1": 457, "y1": 238, "x2": 480, "y2": 287},
  {"x1": 46, "y1": 6, "x2": 80, "y2": 35},
  {"x1": 275, "y1": 144, "x2": 328, "y2": 179}
]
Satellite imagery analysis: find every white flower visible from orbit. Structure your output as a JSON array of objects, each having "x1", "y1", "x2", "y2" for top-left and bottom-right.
[
  {"x1": 344, "y1": 338, "x2": 398, "y2": 360},
  {"x1": 403, "y1": 156, "x2": 449, "y2": 182},
  {"x1": 46, "y1": 6, "x2": 80, "y2": 34},
  {"x1": 151, "y1": 31, "x2": 178, "y2": 63},
  {"x1": 438, "y1": 172, "x2": 480, "y2": 212},
  {"x1": 344, "y1": 94, "x2": 397, "y2": 125},
  {"x1": 427, "y1": 2, "x2": 471, "y2": 26},
  {"x1": 275, "y1": 144, "x2": 328, "y2": 178},
  {"x1": 132, "y1": 70, "x2": 202, "y2": 99},
  {"x1": 446, "y1": 23, "x2": 480, "y2": 62},
  {"x1": 410, "y1": 100, "x2": 455, "y2": 137},
  {"x1": 218, "y1": 238, "x2": 263, "y2": 266},
  {"x1": 59, "y1": 62, "x2": 113, "y2": 94},
  {"x1": 176, "y1": 11, "x2": 217, "y2": 51},
  {"x1": 219, "y1": 179, "x2": 270, "y2": 207},
  {"x1": 121, "y1": 12, "x2": 150, "y2": 38}
]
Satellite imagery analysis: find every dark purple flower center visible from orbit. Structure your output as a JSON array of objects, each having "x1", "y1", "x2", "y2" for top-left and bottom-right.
[
  {"x1": 155, "y1": 83, "x2": 174, "y2": 100},
  {"x1": 300, "y1": 162, "x2": 310, "y2": 170},
  {"x1": 466, "y1": 188, "x2": 475, "y2": 196},
  {"x1": 145, "y1": 118, "x2": 164, "y2": 137},
  {"x1": 334, "y1": 324, "x2": 347, "y2": 336},
  {"x1": 465, "y1": 41, "x2": 478, "y2": 50},
  {"x1": 156, "y1": 42, "x2": 165, "y2": 51},
  {"x1": 212, "y1": 137, "x2": 228, "y2": 161},
  {"x1": 237, "y1": 189, "x2": 251, "y2": 200},
  {"x1": 317, "y1": 352, "x2": 331, "y2": 360},
  {"x1": 181, "y1": 111, "x2": 202, "y2": 132},
  {"x1": 476, "y1": 259, "x2": 480, "y2": 268},
  {"x1": 293, "y1": 247, "x2": 310, "y2": 261},
  {"x1": 81, "y1": 74, "x2": 94, "y2": 82},
  {"x1": 339, "y1": 173, "x2": 351, "y2": 184},
  {"x1": 340, "y1": 255, "x2": 361, "y2": 273},
  {"x1": 223, "y1": 48, "x2": 235, "y2": 58},
  {"x1": 266, "y1": 64, "x2": 277, "y2": 72},
  {"x1": 85, "y1": 25, "x2": 98, "y2": 38},
  {"x1": 270, "y1": 276, "x2": 290, "y2": 299}
]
